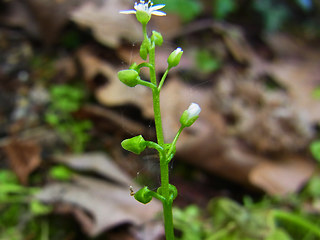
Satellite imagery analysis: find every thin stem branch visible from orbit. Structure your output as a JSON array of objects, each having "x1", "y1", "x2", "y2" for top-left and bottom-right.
[
  {"x1": 137, "y1": 62, "x2": 154, "y2": 70},
  {"x1": 149, "y1": 190, "x2": 166, "y2": 203},
  {"x1": 137, "y1": 78, "x2": 157, "y2": 90},
  {"x1": 146, "y1": 141, "x2": 165, "y2": 159},
  {"x1": 158, "y1": 68, "x2": 170, "y2": 91},
  {"x1": 167, "y1": 126, "x2": 184, "y2": 163}
]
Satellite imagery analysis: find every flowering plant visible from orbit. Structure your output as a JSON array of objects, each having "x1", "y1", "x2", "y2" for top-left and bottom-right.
[{"x1": 119, "y1": 1, "x2": 201, "y2": 239}]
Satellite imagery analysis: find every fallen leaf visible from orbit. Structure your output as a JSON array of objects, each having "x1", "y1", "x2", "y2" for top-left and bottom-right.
[
  {"x1": 1, "y1": 0, "x2": 88, "y2": 45},
  {"x1": 249, "y1": 156, "x2": 315, "y2": 195},
  {"x1": 37, "y1": 174, "x2": 162, "y2": 237},
  {"x1": 3, "y1": 139, "x2": 41, "y2": 184},
  {"x1": 52, "y1": 152, "x2": 134, "y2": 187},
  {"x1": 71, "y1": 0, "x2": 143, "y2": 48}
]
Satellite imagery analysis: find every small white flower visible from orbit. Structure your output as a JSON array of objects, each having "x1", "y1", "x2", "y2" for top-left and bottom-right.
[
  {"x1": 120, "y1": 0, "x2": 166, "y2": 17},
  {"x1": 187, "y1": 103, "x2": 201, "y2": 118}
]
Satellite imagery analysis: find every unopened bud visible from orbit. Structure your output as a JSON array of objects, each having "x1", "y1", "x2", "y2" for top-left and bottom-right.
[
  {"x1": 121, "y1": 135, "x2": 146, "y2": 154},
  {"x1": 118, "y1": 69, "x2": 139, "y2": 87},
  {"x1": 151, "y1": 31, "x2": 163, "y2": 46},
  {"x1": 134, "y1": 186, "x2": 153, "y2": 204},
  {"x1": 180, "y1": 103, "x2": 201, "y2": 127},
  {"x1": 140, "y1": 39, "x2": 150, "y2": 60},
  {"x1": 167, "y1": 47, "x2": 183, "y2": 68}
]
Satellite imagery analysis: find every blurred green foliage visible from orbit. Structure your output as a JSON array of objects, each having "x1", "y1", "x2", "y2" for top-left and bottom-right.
[
  {"x1": 153, "y1": 0, "x2": 202, "y2": 22},
  {"x1": 213, "y1": 0, "x2": 237, "y2": 20},
  {"x1": 0, "y1": 170, "x2": 52, "y2": 240},
  {"x1": 49, "y1": 165, "x2": 73, "y2": 181},
  {"x1": 195, "y1": 49, "x2": 221, "y2": 73},
  {"x1": 174, "y1": 189, "x2": 320, "y2": 240},
  {"x1": 310, "y1": 140, "x2": 320, "y2": 163},
  {"x1": 45, "y1": 84, "x2": 92, "y2": 153},
  {"x1": 153, "y1": 0, "x2": 317, "y2": 34},
  {"x1": 253, "y1": 0, "x2": 290, "y2": 32},
  {"x1": 311, "y1": 87, "x2": 320, "y2": 100}
]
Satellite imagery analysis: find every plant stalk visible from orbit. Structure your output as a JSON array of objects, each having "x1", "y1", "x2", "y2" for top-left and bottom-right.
[{"x1": 149, "y1": 34, "x2": 175, "y2": 240}]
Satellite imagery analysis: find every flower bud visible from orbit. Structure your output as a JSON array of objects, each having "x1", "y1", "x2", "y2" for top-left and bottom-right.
[
  {"x1": 134, "y1": 186, "x2": 153, "y2": 204},
  {"x1": 180, "y1": 103, "x2": 201, "y2": 127},
  {"x1": 140, "y1": 39, "x2": 150, "y2": 60},
  {"x1": 167, "y1": 47, "x2": 183, "y2": 68},
  {"x1": 136, "y1": 10, "x2": 151, "y2": 25},
  {"x1": 151, "y1": 31, "x2": 163, "y2": 46},
  {"x1": 121, "y1": 135, "x2": 146, "y2": 154},
  {"x1": 118, "y1": 69, "x2": 139, "y2": 87}
]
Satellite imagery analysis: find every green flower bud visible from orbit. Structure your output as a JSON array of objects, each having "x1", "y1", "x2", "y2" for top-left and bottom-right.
[
  {"x1": 157, "y1": 184, "x2": 178, "y2": 201},
  {"x1": 121, "y1": 135, "x2": 146, "y2": 154},
  {"x1": 118, "y1": 69, "x2": 139, "y2": 87},
  {"x1": 136, "y1": 10, "x2": 151, "y2": 25},
  {"x1": 180, "y1": 103, "x2": 201, "y2": 127},
  {"x1": 134, "y1": 186, "x2": 153, "y2": 204},
  {"x1": 151, "y1": 31, "x2": 163, "y2": 46},
  {"x1": 140, "y1": 39, "x2": 150, "y2": 60},
  {"x1": 167, "y1": 47, "x2": 183, "y2": 68}
]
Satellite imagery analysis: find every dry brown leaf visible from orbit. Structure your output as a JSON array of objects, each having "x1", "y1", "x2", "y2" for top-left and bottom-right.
[
  {"x1": 77, "y1": 48, "x2": 154, "y2": 117},
  {"x1": 3, "y1": 139, "x2": 41, "y2": 184},
  {"x1": 1, "y1": 0, "x2": 88, "y2": 45},
  {"x1": 249, "y1": 156, "x2": 315, "y2": 195},
  {"x1": 52, "y1": 153, "x2": 134, "y2": 187},
  {"x1": 37, "y1": 175, "x2": 162, "y2": 237},
  {"x1": 71, "y1": 0, "x2": 143, "y2": 48}
]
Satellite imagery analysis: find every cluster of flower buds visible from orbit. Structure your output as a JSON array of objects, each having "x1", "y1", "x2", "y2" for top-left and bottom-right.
[{"x1": 121, "y1": 103, "x2": 201, "y2": 156}]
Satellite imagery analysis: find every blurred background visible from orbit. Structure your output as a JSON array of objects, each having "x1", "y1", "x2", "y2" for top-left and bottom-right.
[{"x1": 1, "y1": 0, "x2": 320, "y2": 239}]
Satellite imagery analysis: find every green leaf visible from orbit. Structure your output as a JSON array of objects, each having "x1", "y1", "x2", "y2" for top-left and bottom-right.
[
  {"x1": 0, "y1": 170, "x2": 18, "y2": 184},
  {"x1": 303, "y1": 176, "x2": 320, "y2": 198},
  {"x1": 49, "y1": 165, "x2": 73, "y2": 181},
  {"x1": 310, "y1": 140, "x2": 320, "y2": 162},
  {"x1": 30, "y1": 200, "x2": 52, "y2": 216},
  {"x1": 45, "y1": 113, "x2": 60, "y2": 125}
]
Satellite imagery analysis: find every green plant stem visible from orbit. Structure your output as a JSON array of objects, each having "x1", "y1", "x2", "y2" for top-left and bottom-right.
[
  {"x1": 158, "y1": 68, "x2": 170, "y2": 91},
  {"x1": 137, "y1": 78, "x2": 157, "y2": 90},
  {"x1": 146, "y1": 141, "x2": 165, "y2": 158},
  {"x1": 160, "y1": 157, "x2": 175, "y2": 240},
  {"x1": 167, "y1": 126, "x2": 184, "y2": 163},
  {"x1": 145, "y1": 22, "x2": 175, "y2": 240}
]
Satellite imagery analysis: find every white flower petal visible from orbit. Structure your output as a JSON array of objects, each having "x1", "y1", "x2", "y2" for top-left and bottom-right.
[
  {"x1": 119, "y1": 10, "x2": 137, "y2": 14},
  {"x1": 187, "y1": 103, "x2": 201, "y2": 117},
  {"x1": 149, "y1": 4, "x2": 165, "y2": 11},
  {"x1": 151, "y1": 10, "x2": 166, "y2": 16}
]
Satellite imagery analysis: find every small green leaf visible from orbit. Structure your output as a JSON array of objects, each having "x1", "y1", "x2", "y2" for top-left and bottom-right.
[
  {"x1": 49, "y1": 165, "x2": 73, "y2": 181},
  {"x1": 0, "y1": 170, "x2": 18, "y2": 184},
  {"x1": 310, "y1": 140, "x2": 320, "y2": 162},
  {"x1": 45, "y1": 113, "x2": 60, "y2": 125},
  {"x1": 30, "y1": 200, "x2": 52, "y2": 216}
]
